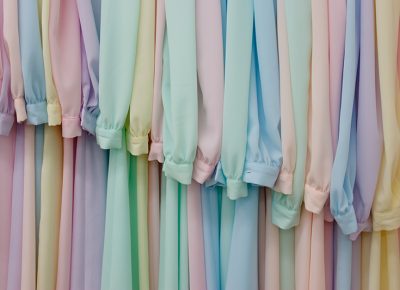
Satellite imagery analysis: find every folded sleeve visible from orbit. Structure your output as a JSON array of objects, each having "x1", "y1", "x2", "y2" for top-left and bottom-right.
[
  {"x1": 127, "y1": 0, "x2": 155, "y2": 156},
  {"x1": 372, "y1": 0, "x2": 400, "y2": 231},
  {"x1": 220, "y1": 0, "x2": 253, "y2": 200},
  {"x1": 18, "y1": 0, "x2": 48, "y2": 125},
  {"x1": 350, "y1": 0, "x2": 382, "y2": 240},
  {"x1": 273, "y1": 0, "x2": 296, "y2": 195},
  {"x1": 96, "y1": 0, "x2": 141, "y2": 149},
  {"x1": 42, "y1": 0, "x2": 62, "y2": 125},
  {"x1": 192, "y1": 0, "x2": 224, "y2": 184},
  {"x1": 304, "y1": 0, "x2": 332, "y2": 214},
  {"x1": 149, "y1": 0, "x2": 166, "y2": 163},
  {"x1": 329, "y1": 0, "x2": 360, "y2": 235},
  {"x1": 244, "y1": 0, "x2": 282, "y2": 188},
  {"x1": 161, "y1": 0, "x2": 198, "y2": 185},
  {"x1": 272, "y1": 0, "x2": 312, "y2": 229},
  {"x1": 3, "y1": 0, "x2": 27, "y2": 122},
  {"x1": 77, "y1": 0, "x2": 101, "y2": 135}
]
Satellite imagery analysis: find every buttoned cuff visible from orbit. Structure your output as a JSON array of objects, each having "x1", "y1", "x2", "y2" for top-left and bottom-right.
[
  {"x1": 226, "y1": 178, "x2": 248, "y2": 200},
  {"x1": 243, "y1": 162, "x2": 280, "y2": 188},
  {"x1": 304, "y1": 184, "x2": 329, "y2": 214},
  {"x1": 47, "y1": 103, "x2": 62, "y2": 126},
  {"x1": 192, "y1": 157, "x2": 216, "y2": 184},
  {"x1": 96, "y1": 126, "x2": 123, "y2": 149},
  {"x1": 81, "y1": 107, "x2": 98, "y2": 135},
  {"x1": 26, "y1": 101, "x2": 48, "y2": 125},
  {"x1": 14, "y1": 98, "x2": 27, "y2": 123},
  {"x1": 162, "y1": 159, "x2": 193, "y2": 185},
  {"x1": 127, "y1": 133, "x2": 149, "y2": 156},
  {"x1": 0, "y1": 112, "x2": 14, "y2": 136},
  {"x1": 148, "y1": 141, "x2": 164, "y2": 163},
  {"x1": 62, "y1": 116, "x2": 82, "y2": 138},
  {"x1": 332, "y1": 205, "x2": 357, "y2": 235},
  {"x1": 274, "y1": 170, "x2": 293, "y2": 195},
  {"x1": 271, "y1": 192, "x2": 300, "y2": 229}
]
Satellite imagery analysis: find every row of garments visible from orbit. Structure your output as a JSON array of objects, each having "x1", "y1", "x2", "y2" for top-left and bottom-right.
[{"x1": 0, "y1": 0, "x2": 399, "y2": 289}]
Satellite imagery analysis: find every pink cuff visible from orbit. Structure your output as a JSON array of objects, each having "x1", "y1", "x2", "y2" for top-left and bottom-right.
[
  {"x1": 273, "y1": 170, "x2": 293, "y2": 195},
  {"x1": 192, "y1": 157, "x2": 216, "y2": 184},
  {"x1": 62, "y1": 116, "x2": 82, "y2": 138},
  {"x1": 304, "y1": 184, "x2": 329, "y2": 214},
  {"x1": 14, "y1": 98, "x2": 27, "y2": 123},
  {"x1": 148, "y1": 141, "x2": 164, "y2": 163}
]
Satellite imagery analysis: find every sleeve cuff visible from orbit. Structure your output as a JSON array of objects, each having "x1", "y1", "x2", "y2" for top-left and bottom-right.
[
  {"x1": 14, "y1": 98, "x2": 27, "y2": 123},
  {"x1": 162, "y1": 159, "x2": 193, "y2": 185},
  {"x1": 226, "y1": 178, "x2": 248, "y2": 200},
  {"x1": 47, "y1": 103, "x2": 62, "y2": 126},
  {"x1": 349, "y1": 219, "x2": 371, "y2": 241},
  {"x1": 81, "y1": 107, "x2": 98, "y2": 135},
  {"x1": 243, "y1": 162, "x2": 280, "y2": 188},
  {"x1": 62, "y1": 116, "x2": 82, "y2": 138},
  {"x1": 26, "y1": 101, "x2": 48, "y2": 125},
  {"x1": 273, "y1": 170, "x2": 293, "y2": 195},
  {"x1": 331, "y1": 205, "x2": 357, "y2": 235},
  {"x1": 271, "y1": 191, "x2": 301, "y2": 229},
  {"x1": 0, "y1": 112, "x2": 14, "y2": 136},
  {"x1": 304, "y1": 184, "x2": 329, "y2": 214},
  {"x1": 192, "y1": 157, "x2": 216, "y2": 184},
  {"x1": 148, "y1": 142, "x2": 164, "y2": 163},
  {"x1": 127, "y1": 133, "x2": 149, "y2": 156},
  {"x1": 95, "y1": 126, "x2": 123, "y2": 149}
]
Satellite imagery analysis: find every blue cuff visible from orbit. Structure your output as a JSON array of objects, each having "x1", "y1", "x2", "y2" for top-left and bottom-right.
[
  {"x1": 162, "y1": 158, "x2": 193, "y2": 185},
  {"x1": 0, "y1": 112, "x2": 14, "y2": 136},
  {"x1": 243, "y1": 162, "x2": 280, "y2": 188},
  {"x1": 26, "y1": 101, "x2": 48, "y2": 125},
  {"x1": 331, "y1": 205, "x2": 357, "y2": 235},
  {"x1": 96, "y1": 126, "x2": 123, "y2": 149},
  {"x1": 226, "y1": 178, "x2": 248, "y2": 200},
  {"x1": 271, "y1": 191, "x2": 301, "y2": 229},
  {"x1": 81, "y1": 107, "x2": 98, "y2": 135},
  {"x1": 211, "y1": 161, "x2": 226, "y2": 187}
]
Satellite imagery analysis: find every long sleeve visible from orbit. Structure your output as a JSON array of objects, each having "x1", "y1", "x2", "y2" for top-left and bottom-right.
[
  {"x1": 127, "y1": 0, "x2": 155, "y2": 156},
  {"x1": 220, "y1": 0, "x2": 253, "y2": 199},
  {"x1": 192, "y1": 0, "x2": 224, "y2": 183},
  {"x1": 96, "y1": 0, "x2": 140, "y2": 149},
  {"x1": 351, "y1": 0, "x2": 382, "y2": 240},
  {"x1": 18, "y1": 0, "x2": 47, "y2": 125},
  {"x1": 274, "y1": 0, "x2": 296, "y2": 195},
  {"x1": 330, "y1": 0, "x2": 360, "y2": 235},
  {"x1": 3, "y1": 0, "x2": 27, "y2": 122},
  {"x1": 161, "y1": 0, "x2": 197, "y2": 185},
  {"x1": 77, "y1": 0, "x2": 101, "y2": 135},
  {"x1": 49, "y1": 0, "x2": 82, "y2": 138},
  {"x1": 0, "y1": 0, "x2": 14, "y2": 136},
  {"x1": 372, "y1": 0, "x2": 400, "y2": 231},
  {"x1": 42, "y1": 0, "x2": 62, "y2": 125},
  {"x1": 244, "y1": 0, "x2": 281, "y2": 188},
  {"x1": 148, "y1": 0, "x2": 165, "y2": 163},
  {"x1": 304, "y1": 0, "x2": 332, "y2": 214},
  {"x1": 272, "y1": 0, "x2": 312, "y2": 229}
]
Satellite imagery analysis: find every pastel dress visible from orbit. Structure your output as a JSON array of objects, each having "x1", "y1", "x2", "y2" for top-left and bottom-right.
[
  {"x1": 0, "y1": 125, "x2": 15, "y2": 290},
  {"x1": 351, "y1": 0, "x2": 382, "y2": 241},
  {"x1": 295, "y1": 0, "x2": 332, "y2": 290},
  {"x1": 0, "y1": 0, "x2": 14, "y2": 136},
  {"x1": 36, "y1": 125, "x2": 63, "y2": 290},
  {"x1": 272, "y1": 2, "x2": 312, "y2": 290},
  {"x1": 126, "y1": 0, "x2": 155, "y2": 287},
  {"x1": 6, "y1": 125, "x2": 24, "y2": 290},
  {"x1": 327, "y1": 1, "x2": 346, "y2": 290},
  {"x1": 70, "y1": 1, "x2": 107, "y2": 290},
  {"x1": 18, "y1": 0, "x2": 47, "y2": 125},
  {"x1": 3, "y1": 0, "x2": 27, "y2": 122},
  {"x1": 98, "y1": 0, "x2": 141, "y2": 289},
  {"x1": 330, "y1": 1, "x2": 360, "y2": 290}
]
